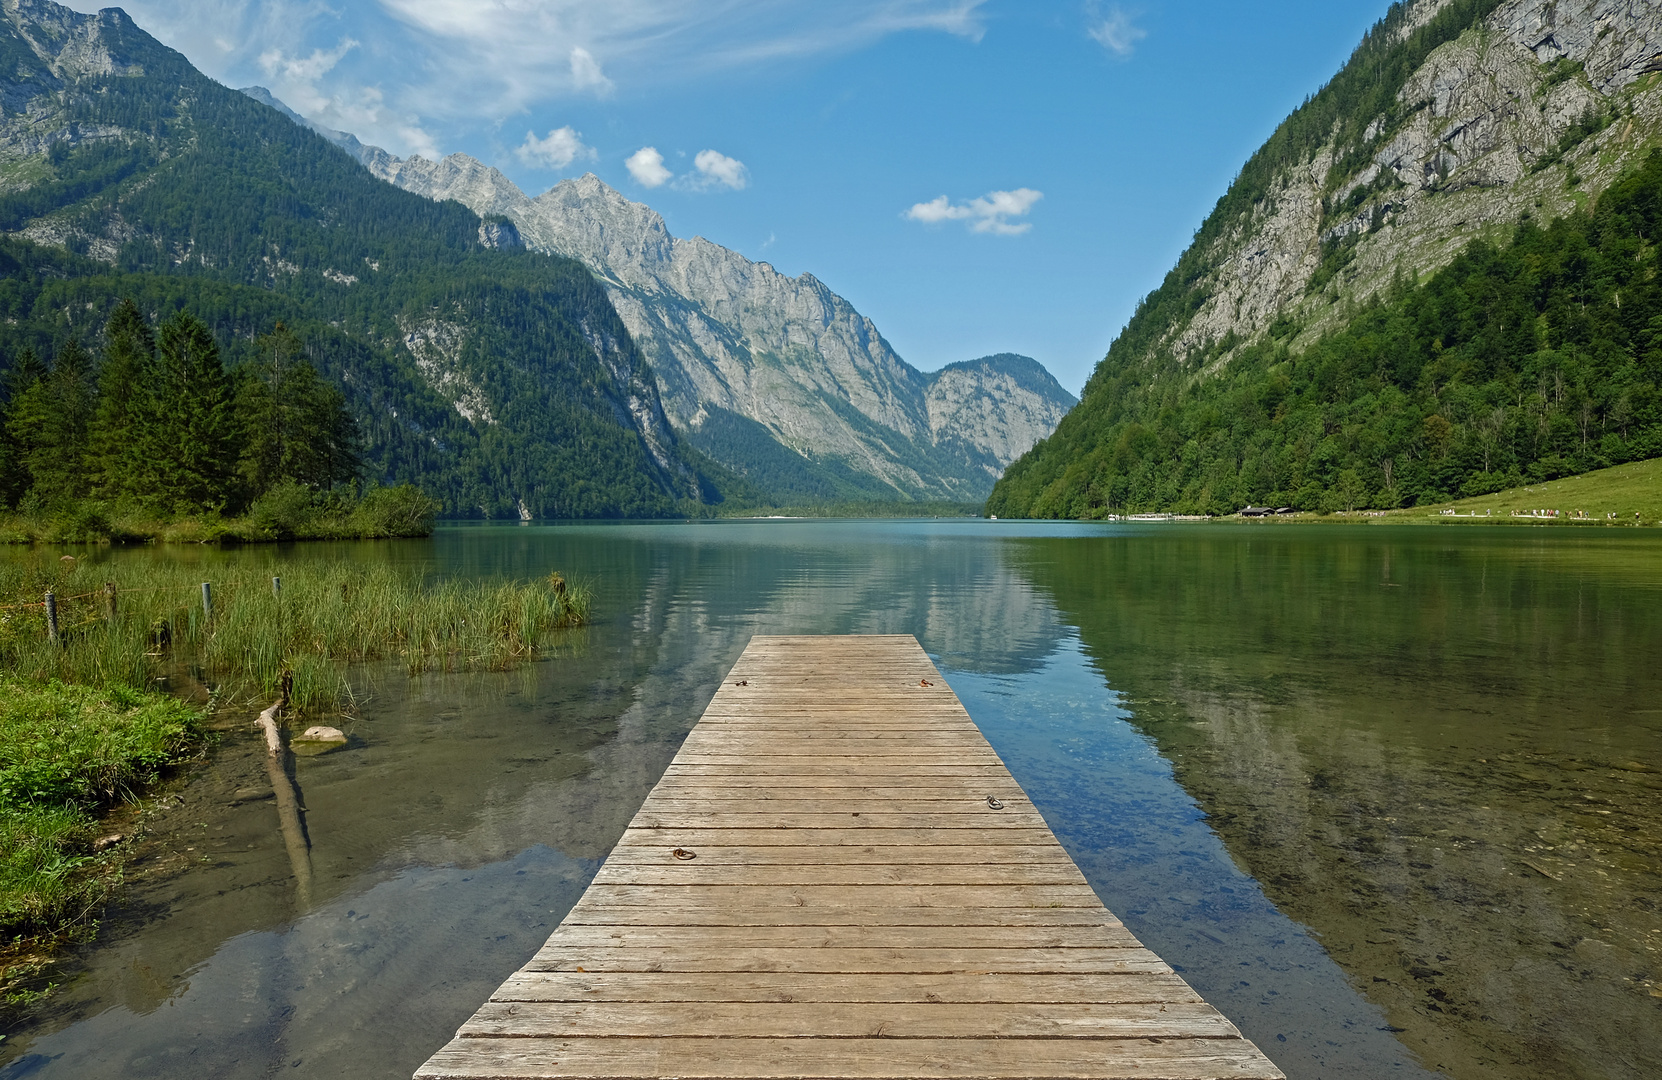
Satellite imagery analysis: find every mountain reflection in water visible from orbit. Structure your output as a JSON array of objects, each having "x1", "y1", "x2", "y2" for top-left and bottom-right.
[{"x1": 2, "y1": 520, "x2": 1655, "y2": 1080}]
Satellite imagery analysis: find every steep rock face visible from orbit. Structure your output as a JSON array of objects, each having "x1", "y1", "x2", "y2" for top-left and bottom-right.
[
  {"x1": 925, "y1": 355, "x2": 1079, "y2": 481},
  {"x1": 1159, "y1": 0, "x2": 1662, "y2": 369},
  {"x1": 988, "y1": 0, "x2": 1662, "y2": 518},
  {"x1": 307, "y1": 140, "x2": 1075, "y2": 500}
]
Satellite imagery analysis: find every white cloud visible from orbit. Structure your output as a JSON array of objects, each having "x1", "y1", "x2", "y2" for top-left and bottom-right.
[
  {"x1": 61, "y1": 0, "x2": 988, "y2": 160},
  {"x1": 1088, "y1": 4, "x2": 1146, "y2": 57},
  {"x1": 626, "y1": 146, "x2": 673, "y2": 188},
  {"x1": 569, "y1": 47, "x2": 613, "y2": 94},
  {"x1": 516, "y1": 126, "x2": 597, "y2": 170},
  {"x1": 258, "y1": 37, "x2": 357, "y2": 82},
  {"x1": 906, "y1": 188, "x2": 1043, "y2": 235},
  {"x1": 371, "y1": 0, "x2": 989, "y2": 115},
  {"x1": 688, "y1": 149, "x2": 749, "y2": 191}
]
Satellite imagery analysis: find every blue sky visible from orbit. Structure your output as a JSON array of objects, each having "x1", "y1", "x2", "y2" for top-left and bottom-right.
[{"x1": 69, "y1": 0, "x2": 1391, "y2": 394}]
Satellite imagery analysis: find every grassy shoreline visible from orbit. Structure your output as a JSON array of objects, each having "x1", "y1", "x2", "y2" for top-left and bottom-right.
[
  {"x1": 0, "y1": 679, "x2": 206, "y2": 1010},
  {"x1": 0, "y1": 555, "x2": 589, "y2": 1011},
  {"x1": 0, "y1": 483, "x2": 440, "y2": 545}
]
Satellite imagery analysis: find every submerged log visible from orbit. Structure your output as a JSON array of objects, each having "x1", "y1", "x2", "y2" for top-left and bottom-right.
[{"x1": 254, "y1": 691, "x2": 314, "y2": 908}]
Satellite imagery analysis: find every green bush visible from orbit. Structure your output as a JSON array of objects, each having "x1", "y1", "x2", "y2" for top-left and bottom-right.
[{"x1": 346, "y1": 484, "x2": 440, "y2": 538}]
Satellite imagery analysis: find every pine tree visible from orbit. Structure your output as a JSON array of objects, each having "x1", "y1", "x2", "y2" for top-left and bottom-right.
[
  {"x1": 238, "y1": 322, "x2": 361, "y2": 494},
  {"x1": 88, "y1": 299, "x2": 159, "y2": 501},
  {"x1": 6, "y1": 340, "x2": 96, "y2": 504},
  {"x1": 0, "y1": 348, "x2": 48, "y2": 506},
  {"x1": 150, "y1": 312, "x2": 239, "y2": 513}
]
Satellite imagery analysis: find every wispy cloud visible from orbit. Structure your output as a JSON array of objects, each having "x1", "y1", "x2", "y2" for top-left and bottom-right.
[
  {"x1": 1087, "y1": 4, "x2": 1146, "y2": 57},
  {"x1": 626, "y1": 146, "x2": 673, "y2": 188},
  {"x1": 906, "y1": 188, "x2": 1043, "y2": 235},
  {"x1": 258, "y1": 37, "x2": 357, "y2": 82},
  {"x1": 320, "y1": 0, "x2": 988, "y2": 116},
  {"x1": 62, "y1": 0, "x2": 989, "y2": 160},
  {"x1": 516, "y1": 126, "x2": 597, "y2": 170},
  {"x1": 568, "y1": 47, "x2": 613, "y2": 94}
]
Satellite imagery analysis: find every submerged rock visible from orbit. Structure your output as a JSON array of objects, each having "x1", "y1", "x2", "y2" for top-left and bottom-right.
[{"x1": 290, "y1": 725, "x2": 349, "y2": 756}]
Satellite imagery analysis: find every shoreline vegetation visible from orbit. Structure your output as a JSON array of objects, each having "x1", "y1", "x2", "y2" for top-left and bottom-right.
[
  {"x1": 0, "y1": 481, "x2": 440, "y2": 545},
  {"x1": 1005, "y1": 456, "x2": 1662, "y2": 527},
  {"x1": 713, "y1": 500, "x2": 983, "y2": 520},
  {"x1": 0, "y1": 556, "x2": 588, "y2": 1012}
]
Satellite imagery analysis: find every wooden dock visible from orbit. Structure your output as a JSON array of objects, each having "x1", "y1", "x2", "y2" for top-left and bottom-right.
[{"x1": 416, "y1": 635, "x2": 1282, "y2": 1080}]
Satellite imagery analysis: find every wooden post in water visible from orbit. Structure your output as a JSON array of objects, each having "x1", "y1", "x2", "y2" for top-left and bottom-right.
[
  {"x1": 201, "y1": 581, "x2": 213, "y2": 624},
  {"x1": 104, "y1": 582, "x2": 117, "y2": 622},
  {"x1": 43, "y1": 591, "x2": 58, "y2": 645}
]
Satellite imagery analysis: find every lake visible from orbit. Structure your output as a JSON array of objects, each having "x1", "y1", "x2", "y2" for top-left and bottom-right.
[{"x1": 1, "y1": 520, "x2": 1658, "y2": 1080}]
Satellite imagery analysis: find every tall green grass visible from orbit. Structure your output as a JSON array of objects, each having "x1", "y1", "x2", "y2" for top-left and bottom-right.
[
  {"x1": 0, "y1": 679, "x2": 203, "y2": 937},
  {"x1": 0, "y1": 558, "x2": 590, "y2": 710}
]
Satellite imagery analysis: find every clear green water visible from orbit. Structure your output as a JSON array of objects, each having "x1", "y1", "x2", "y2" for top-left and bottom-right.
[{"x1": 1, "y1": 521, "x2": 1657, "y2": 1080}]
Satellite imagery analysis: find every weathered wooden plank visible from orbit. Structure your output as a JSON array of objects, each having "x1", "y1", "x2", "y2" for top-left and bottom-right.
[
  {"x1": 416, "y1": 1037, "x2": 1285, "y2": 1080},
  {"x1": 532, "y1": 924, "x2": 1137, "y2": 950},
  {"x1": 629, "y1": 791, "x2": 1038, "y2": 809},
  {"x1": 596, "y1": 845, "x2": 1073, "y2": 867},
  {"x1": 458, "y1": 1001, "x2": 1240, "y2": 1039},
  {"x1": 661, "y1": 758, "x2": 1007, "y2": 769},
  {"x1": 558, "y1": 905, "x2": 1127, "y2": 928},
  {"x1": 625, "y1": 812, "x2": 1044, "y2": 831},
  {"x1": 522, "y1": 947, "x2": 1171, "y2": 975},
  {"x1": 611, "y1": 828, "x2": 1059, "y2": 847},
  {"x1": 414, "y1": 635, "x2": 1283, "y2": 1080},
  {"x1": 576, "y1": 884, "x2": 1106, "y2": 909},
  {"x1": 591, "y1": 863, "x2": 1088, "y2": 887},
  {"x1": 628, "y1": 790, "x2": 1030, "y2": 807},
  {"x1": 490, "y1": 971, "x2": 1204, "y2": 1005}
]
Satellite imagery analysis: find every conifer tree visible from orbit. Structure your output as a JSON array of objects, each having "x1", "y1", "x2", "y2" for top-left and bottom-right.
[
  {"x1": 238, "y1": 322, "x2": 361, "y2": 493},
  {"x1": 88, "y1": 300, "x2": 158, "y2": 501},
  {"x1": 6, "y1": 340, "x2": 95, "y2": 503},
  {"x1": 0, "y1": 348, "x2": 48, "y2": 506},
  {"x1": 150, "y1": 312, "x2": 239, "y2": 512}
]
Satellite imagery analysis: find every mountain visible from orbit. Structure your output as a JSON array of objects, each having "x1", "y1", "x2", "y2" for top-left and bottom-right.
[
  {"x1": 0, "y1": 0, "x2": 714, "y2": 519},
  {"x1": 253, "y1": 121, "x2": 1077, "y2": 503},
  {"x1": 990, "y1": 0, "x2": 1662, "y2": 518}
]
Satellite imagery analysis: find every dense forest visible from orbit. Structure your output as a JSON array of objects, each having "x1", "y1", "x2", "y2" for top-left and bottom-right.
[
  {"x1": 0, "y1": 5, "x2": 715, "y2": 519},
  {"x1": 0, "y1": 300, "x2": 373, "y2": 521},
  {"x1": 988, "y1": 150, "x2": 1662, "y2": 518}
]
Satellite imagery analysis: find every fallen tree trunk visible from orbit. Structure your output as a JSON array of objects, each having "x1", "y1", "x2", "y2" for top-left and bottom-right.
[{"x1": 255, "y1": 687, "x2": 313, "y2": 909}]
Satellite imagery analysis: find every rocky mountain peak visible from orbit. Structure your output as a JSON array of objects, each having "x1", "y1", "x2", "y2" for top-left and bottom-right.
[
  {"x1": 530, "y1": 175, "x2": 674, "y2": 290},
  {"x1": 237, "y1": 89, "x2": 1078, "y2": 501},
  {"x1": 2, "y1": 0, "x2": 144, "y2": 81}
]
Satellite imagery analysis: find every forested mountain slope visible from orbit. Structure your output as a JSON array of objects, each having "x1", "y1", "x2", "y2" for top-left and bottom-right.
[
  {"x1": 990, "y1": 0, "x2": 1662, "y2": 517},
  {"x1": 0, "y1": 0, "x2": 711, "y2": 519},
  {"x1": 256, "y1": 121, "x2": 1077, "y2": 503}
]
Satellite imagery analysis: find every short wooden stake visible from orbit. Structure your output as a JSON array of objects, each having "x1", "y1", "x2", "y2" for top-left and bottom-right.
[
  {"x1": 104, "y1": 581, "x2": 117, "y2": 622},
  {"x1": 272, "y1": 576, "x2": 282, "y2": 600},
  {"x1": 201, "y1": 581, "x2": 213, "y2": 623},
  {"x1": 44, "y1": 591, "x2": 58, "y2": 644}
]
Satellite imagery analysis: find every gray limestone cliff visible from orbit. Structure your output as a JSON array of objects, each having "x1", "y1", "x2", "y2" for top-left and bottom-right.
[
  {"x1": 1141, "y1": 0, "x2": 1662, "y2": 371},
  {"x1": 248, "y1": 119, "x2": 1077, "y2": 501}
]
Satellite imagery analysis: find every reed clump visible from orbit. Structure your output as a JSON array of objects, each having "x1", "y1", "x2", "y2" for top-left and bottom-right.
[
  {"x1": 0, "y1": 558, "x2": 590, "y2": 710},
  {"x1": 0, "y1": 557, "x2": 586, "y2": 1003}
]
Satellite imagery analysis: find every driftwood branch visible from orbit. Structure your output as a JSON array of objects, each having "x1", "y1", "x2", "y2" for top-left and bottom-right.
[{"x1": 255, "y1": 677, "x2": 313, "y2": 908}]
